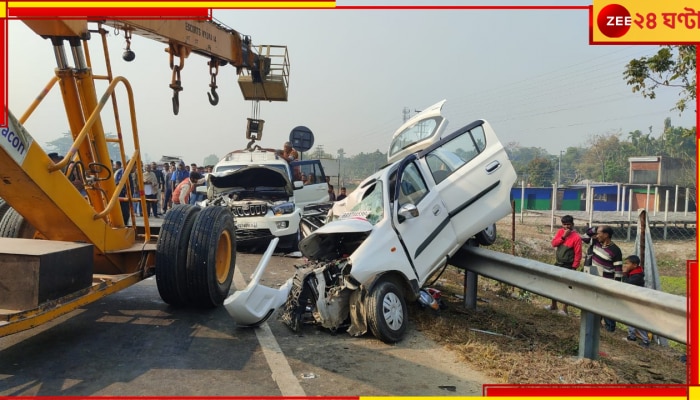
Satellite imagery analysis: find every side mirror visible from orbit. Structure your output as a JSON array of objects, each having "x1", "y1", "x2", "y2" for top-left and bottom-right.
[
  {"x1": 398, "y1": 203, "x2": 419, "y2": 223},
  {"x1": 293, "y1": 181, "x2": 304, "y2": 189}
]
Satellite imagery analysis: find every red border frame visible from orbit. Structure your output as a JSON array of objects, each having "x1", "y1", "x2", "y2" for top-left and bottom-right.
[{"x1": 0, "y1": 2, "x2": 698, "y2": 397}]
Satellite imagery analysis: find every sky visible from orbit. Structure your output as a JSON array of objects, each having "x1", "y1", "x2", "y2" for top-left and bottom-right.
[{"x1": 7, "y1": 2, "x2": 697, "y2": 165}]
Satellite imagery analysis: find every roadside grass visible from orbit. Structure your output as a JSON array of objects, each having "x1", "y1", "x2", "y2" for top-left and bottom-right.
[
  {"x1": 661, "y1": 276, "x2": 688, "y2": 296},
  {"x1": 414, "y1": 216, "x2": 691, "y2": 384}
]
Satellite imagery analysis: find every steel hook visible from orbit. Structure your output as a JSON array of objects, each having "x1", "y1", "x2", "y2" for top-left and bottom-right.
[
  {"x1": 208, "y1": 87, "x2": 219, "y2": 106},
  {"x1": 172, "y1": 93, "x2": 180, "y2": 115}
]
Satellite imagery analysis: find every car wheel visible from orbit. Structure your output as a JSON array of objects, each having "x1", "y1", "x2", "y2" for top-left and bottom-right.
[
  {"x1": 366, "y1": 280, "x2": 407, "y2": 343},
  {"x1": 475, "y1": 223, "x2": 497, "y2": 246},
  {"x1": 186, "y1": 206, "x2": 236, "y2": 308},
  {"x1": 155, "y1": 205, "x2": 201, "y2": 306}
]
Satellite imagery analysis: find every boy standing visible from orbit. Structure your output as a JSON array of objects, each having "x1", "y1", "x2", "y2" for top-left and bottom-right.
[{"x1": 622, "y1": 255, "x2": 650, "y2": 347}]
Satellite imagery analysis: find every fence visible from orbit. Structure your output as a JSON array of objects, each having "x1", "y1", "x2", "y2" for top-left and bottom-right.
[{"x1": 513, "y1": 183, "x2": 697, "y2": 242}]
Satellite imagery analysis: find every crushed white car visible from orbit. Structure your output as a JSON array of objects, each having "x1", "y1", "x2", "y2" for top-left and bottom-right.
[{"x1": 226, "y1": 111, "x2": 516, "y2": 343}]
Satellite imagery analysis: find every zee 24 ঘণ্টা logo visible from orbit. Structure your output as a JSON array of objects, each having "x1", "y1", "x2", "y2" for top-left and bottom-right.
[{"x1": 596, "y1": 2, "x2": 700, "y2": 41}]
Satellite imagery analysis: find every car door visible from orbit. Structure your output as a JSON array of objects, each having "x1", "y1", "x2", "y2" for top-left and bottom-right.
[
  {"x1": 290, "y1": 160, "x2": 329, "y2": 208},
  {"x1": 390, "y1": 157, "x2": 458, "y2": 284},
  {"x1": 418, "y1": 120, "x2": 516, "y2": 244},
  {"x1": 387, "y1": 99, "x2": 450, "y2": 164}
]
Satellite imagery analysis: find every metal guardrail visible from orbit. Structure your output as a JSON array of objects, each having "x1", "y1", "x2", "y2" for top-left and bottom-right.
[{"x1": 450, "y1": 246, "x2": 687, "y2": 358}]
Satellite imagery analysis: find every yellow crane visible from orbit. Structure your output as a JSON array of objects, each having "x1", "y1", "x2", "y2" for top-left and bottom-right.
[{"x1": 0, "y1": 17, "x2": 289, "y2": 336}]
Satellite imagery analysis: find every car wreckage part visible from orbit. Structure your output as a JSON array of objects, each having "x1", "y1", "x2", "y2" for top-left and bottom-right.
[
  {"x1": 224, "y1": 238, "x2": 292, "y2": 327},
  {"x1": 280, "y1": 258, "x2": 358, "y2": 335},
  {"x1": 155, "y1": 205, "x2": 201, "y2": 306},
  {"x1": 186, "y1": 206, "x2": 236, "y2": 307}
]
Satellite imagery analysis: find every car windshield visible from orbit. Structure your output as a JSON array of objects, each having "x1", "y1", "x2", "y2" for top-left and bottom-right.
[
  {"x1": 389, "y1": 116, "x2": 443, "y2": 158},
  {"x1": 341, "y1": 181, "x2": 384, "y2": 225}
]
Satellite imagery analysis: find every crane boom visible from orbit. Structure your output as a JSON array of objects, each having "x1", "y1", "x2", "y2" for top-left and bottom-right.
[{"x1": 22, "y1": 18, "x2": 289, "y2": 103}]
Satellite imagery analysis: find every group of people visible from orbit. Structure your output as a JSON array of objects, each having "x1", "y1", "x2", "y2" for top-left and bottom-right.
[
  {"x1": 113, "y1": 160, "x2": 209, "y2": 225},
  {"x1": 327, "y1": 185, "x2": 347, "y2": 202},
  {"x1": 547, "y1": 215, "x2": 650, "y2": 347}
]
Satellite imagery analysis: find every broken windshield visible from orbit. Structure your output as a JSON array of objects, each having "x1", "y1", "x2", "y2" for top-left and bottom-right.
[{"x1": 340, "y1": 181, "x2": 384, "y2": 225}]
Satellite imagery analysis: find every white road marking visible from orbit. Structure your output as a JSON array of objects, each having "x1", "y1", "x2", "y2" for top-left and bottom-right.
[{"x1": 233, "y1": 269, "x2": 305, "y2": 396}]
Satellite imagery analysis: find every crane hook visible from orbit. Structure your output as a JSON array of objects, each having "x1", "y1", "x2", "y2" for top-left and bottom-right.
[
  {"x1": 208, "y1": 87, "x2": 219, "y2": 106},
  {"x1": 172, "y1": 93, "x2": 180, "y2": 115}
]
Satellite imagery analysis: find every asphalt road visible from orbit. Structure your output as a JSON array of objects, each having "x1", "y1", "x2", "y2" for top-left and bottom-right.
[{"x1": 0, "y1": 250, "x2": 489, "y2": 396}]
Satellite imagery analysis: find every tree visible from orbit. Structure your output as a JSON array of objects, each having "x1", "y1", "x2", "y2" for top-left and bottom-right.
[
  {"x1": 624, "y1": 45, "x2": 696, "y2": 113},
  {"x1": 525, "y1": 157, "x2": 554, "y2": 187},
  {"x1": 504, "y1": 142, "x2": 550, "y2": 179},
  {"x1": 203, "y1": 154, "x2": 219, "y2": 166},
  {"x1": 46, "y1": 132, "x2": 121, "y2": 164},
  {"x1": 45, "y1": 133, "x2": 73, "y2": 156},
  {"x1": 580, "y1": 133, "x2": 631, "y2": 183}
]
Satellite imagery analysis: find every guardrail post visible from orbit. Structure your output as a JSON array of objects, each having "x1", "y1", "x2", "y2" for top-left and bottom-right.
[
  {"x1": 579, "y1": 310, "x2": 601, "y2": 359},
  {"x1": 464, "y1": 271, "x2": 478, "y2": 309}
]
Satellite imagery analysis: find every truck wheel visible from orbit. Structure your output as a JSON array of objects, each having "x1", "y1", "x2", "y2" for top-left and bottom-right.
[
  {"x1": 186, "y1": 206, "x2": 236, "y2": 308},
  {"x1": 366, "y1": 280, "x2": 407, "y2": 343},
  {"x1": 0, "y1": 207, "x2": 36, "y2": 238},
  {"x1": 0, "y1": 199, "x2": 11, "y2": 222},
  {"x1": 155, "y1": 205, "x2": 201, "y2": 306},
  {"x1": 476, "y1": 223, "x2": 497, "y2": 246}
]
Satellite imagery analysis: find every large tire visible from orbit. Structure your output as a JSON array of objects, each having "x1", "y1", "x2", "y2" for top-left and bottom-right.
[
  {"x1": 186, "y1": 206, "x2": 236, "y2": 308},
  {"x1": 0, "y1": 199, "x2": 12, "y2": 223},
  {"x1": 366, "y1": 280, "x2": 408, "y2": 343},
  {"x1": 155, "y1": 205, "x2": 201, "y2": 306},
  {"x1": 475, "y1": 223, "x2": 497, "y2": 246},
  {"x1": 0, "y1": 207, "x2": 36, "y2": 238}
]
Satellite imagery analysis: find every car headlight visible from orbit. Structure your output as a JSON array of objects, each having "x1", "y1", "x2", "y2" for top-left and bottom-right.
[{"x1": 272, "y1": 202, "x2": 295, "y2": 215}]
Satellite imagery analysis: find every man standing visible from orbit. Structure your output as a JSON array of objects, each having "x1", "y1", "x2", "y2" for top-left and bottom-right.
[
  {"x1": 336, "y1": 187, "x2": 347, "y2": 201},
  {"x1": 279, "y1": 141, "x2": 299, "y2": 162},
  {"x1": 544, "y1": 215, "x2": 582, "y2": 315},
  {"x1": 171, "y1": 162, "x2": 189, "y2": 192},
  {"x1": 162, "y1": 163, "x2": 173, "y2": 213},
  {"x1": 173, "y1": 172, "x2": 203, "y2": 205},
  {"x1": 114, "y1": 161, "x2": 130, "y2": 226},
  {"x1": 151, "y1": 162, "x2": 164, "y2": 213},
  {"x1": 142, "y1": 163, "x2": 159, "y2": 217},
  {"x1": 592, "y1": 225, "x2": 624, "y2": 331}
]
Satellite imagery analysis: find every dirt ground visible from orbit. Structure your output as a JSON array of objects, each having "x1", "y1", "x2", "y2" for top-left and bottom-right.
[{"x1": 411, "y1": 214, "x2": 693, "y2": 384}]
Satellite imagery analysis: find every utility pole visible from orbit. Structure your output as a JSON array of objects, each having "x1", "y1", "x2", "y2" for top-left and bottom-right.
[
  {"x1": 558, "y1": 150, "x2": 563, "y2": 186},
  {"x1": 402, "y1": 107, "x2": 411, "y2": 122}
]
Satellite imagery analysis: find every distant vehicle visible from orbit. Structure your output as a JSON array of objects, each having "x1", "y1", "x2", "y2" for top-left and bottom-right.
[{"x1": 226, "y1": 114, "x2": 517, "y2": 343}]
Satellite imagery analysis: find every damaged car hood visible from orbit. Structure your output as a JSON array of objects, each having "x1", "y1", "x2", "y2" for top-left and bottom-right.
[
  {"x1": 299, "y1": 217, "x2": 374, "y2": 260},
  {"x1": 208, "y1": 165, "x2": 293, "y2": 196}
]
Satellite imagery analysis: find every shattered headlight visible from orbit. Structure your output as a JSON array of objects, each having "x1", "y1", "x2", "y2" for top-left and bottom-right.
[{"x1": 272, "y1": 202, "x2": 295, "y2": 216}]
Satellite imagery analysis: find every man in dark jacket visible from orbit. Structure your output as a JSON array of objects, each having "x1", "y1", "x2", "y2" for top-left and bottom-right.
[{"x1": 622, "y1": 255, "x2": 650, "y2": 347}]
